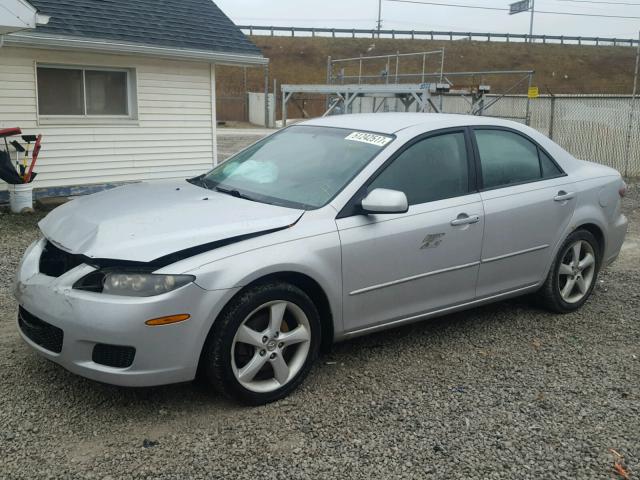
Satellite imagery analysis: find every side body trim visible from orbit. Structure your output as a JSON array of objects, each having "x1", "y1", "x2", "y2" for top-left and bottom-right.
[
  {"x1": 343, "y1": 283, "x2": 539, "y2": 337},
  {"x1": 349, "y1": 261, "x2": 480, "y2": 296},
  {"x1": 481, "y1": 244, "x2": 549, "y2": 264},
  {"x1": 349, "y1": 244, "x2": 548, "y2": 296}
]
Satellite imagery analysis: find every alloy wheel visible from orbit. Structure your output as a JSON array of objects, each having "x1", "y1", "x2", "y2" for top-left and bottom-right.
[
  {"x1": 231, "y1": 300, "x2": 311, "y2": 393},
  {"x1": 557, "y1": 240, "x2": 596, "y2": 304}
]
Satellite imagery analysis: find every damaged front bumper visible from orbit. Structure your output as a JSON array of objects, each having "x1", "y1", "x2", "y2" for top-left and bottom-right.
[{"x1": 13, "y1": 238, "x2": 239, "y2": 387}]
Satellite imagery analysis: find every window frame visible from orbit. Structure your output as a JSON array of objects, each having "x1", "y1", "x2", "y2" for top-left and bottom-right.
[
  {"x1": 469, "y1": 126, "x2": 566, "y2": 192},
  {"x1": 337, "y1": 127, "x2": 478, "y2": 219},
  {"x1": 35, "y1": 63, "x2": 138, "y2": 124}
]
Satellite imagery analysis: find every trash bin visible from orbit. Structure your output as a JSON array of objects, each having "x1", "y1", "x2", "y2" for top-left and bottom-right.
[{"x1": 9, "y1": 183, "x2": 34, "y2": 213}]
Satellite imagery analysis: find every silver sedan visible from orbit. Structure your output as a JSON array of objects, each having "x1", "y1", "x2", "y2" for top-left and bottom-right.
[{"x1": 14, "y1": 113, "x2": 628, "y2": 404}]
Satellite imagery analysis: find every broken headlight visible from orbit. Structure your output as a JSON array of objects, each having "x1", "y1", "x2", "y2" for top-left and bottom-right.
[{"x1": 75, "y1": 271, "x2": 195, "y2": 297}]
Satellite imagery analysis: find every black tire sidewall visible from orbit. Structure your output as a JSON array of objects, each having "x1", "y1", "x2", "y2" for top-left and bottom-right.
[
  {"x1": 549, "y1": 230, "x2": 601, "y2": 312},
  {"x1": 204, "y1": 282, "x2": 321, "y2": 405}
]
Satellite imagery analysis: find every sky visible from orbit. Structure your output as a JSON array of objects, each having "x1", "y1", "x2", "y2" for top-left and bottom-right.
[{"x1": 215, "y1": 0, "x2": 640, "y2": 39}]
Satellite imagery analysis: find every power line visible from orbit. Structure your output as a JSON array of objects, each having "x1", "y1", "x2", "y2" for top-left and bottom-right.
[
  {"x1": 552, "y1": 0, "x2": 640, "y2": 5},
  {"x1": 386, "y1": 0, "x2": 640, "y2": 18}
]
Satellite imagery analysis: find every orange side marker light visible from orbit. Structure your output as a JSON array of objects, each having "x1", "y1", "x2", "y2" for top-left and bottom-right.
[{"x1": 145, "y1": 314, "x2": 191, "y2": 326}]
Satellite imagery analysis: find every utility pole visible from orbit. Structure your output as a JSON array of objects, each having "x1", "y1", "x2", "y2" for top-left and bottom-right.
[
  {"x1": 528, "y1": 0, "x2": 535, "y2": 42},
  {"x1": 376, "y1": 0, "x2": 382, "y2": 37}
]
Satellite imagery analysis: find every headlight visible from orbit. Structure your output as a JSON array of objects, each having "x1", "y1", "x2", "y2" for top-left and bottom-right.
[{"x1": 74, "y1": 271, "x2": 195, "y2": 297}]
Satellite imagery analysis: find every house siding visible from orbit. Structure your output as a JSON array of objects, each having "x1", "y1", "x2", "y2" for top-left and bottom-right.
[{"x1": 0, "y1": 46, "x2": 216, "y2": 193}]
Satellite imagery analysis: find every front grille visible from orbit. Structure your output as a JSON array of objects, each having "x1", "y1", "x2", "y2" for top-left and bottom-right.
[
  {"x1": 39, "y1": 241, "x2": 85, "y2": 277},
  {"x1": 92, "y1": 344, "x2": 136, "y2": 368},
  {"x1": 18, "y1": 307, "x2": 64, "y2": 353}
]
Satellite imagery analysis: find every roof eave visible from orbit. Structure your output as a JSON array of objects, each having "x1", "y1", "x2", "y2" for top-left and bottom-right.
[{"x1": 3, "y1": 32, "x2": 268, "y2": 66}]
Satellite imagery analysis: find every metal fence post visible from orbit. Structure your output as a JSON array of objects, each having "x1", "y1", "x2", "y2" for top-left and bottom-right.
[
  {"x1": 624, "y1": 31, "x2": 640, "y2": 178},
  {"x1": 395, "y1": 51, "x2": 400, "y2": 84},
  {"x1": 273, "y1": 78, "x2": 277, "y2": 128},
  {"x1": 326, "y1": 56, "x2": 332, "y2": 111},
  {"x1": 264, "y1": 65, "x2": 269, "y2": 128},
  {"x1": 282, "y1": 89, "x2": 287, "y2": 128},
  {"x1": 548, "y1": 94, "x2": 556, "y2": 140},
  {"x1": 525, "y1": 73, "x2": 533, "y2": 126},
  {"x1": 243, "y1": 67, "x2": 248, "y2": 122}
]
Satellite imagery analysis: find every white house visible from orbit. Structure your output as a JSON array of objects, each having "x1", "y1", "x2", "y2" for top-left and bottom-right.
[{"x1": 0, "y1": 0, "x2": 267, "y2": 200}]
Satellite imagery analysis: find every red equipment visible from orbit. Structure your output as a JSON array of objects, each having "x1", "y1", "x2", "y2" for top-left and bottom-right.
[
  {"x1": 0, "y1": 127, "x2": 22, "y2": 138},
  {"x1": 24, "y1": 135, "x2": 42, "y2": 184},
  {"x1": 0, "y1": 128, "x2": 42, "y2": 184}
]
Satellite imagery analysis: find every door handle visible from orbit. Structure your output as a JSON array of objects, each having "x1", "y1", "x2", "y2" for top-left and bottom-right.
[
  {"x1": 450, "y1": 214, "x2": 480, "y2": 226},
  {"x1": 554, "y1": 191, "x2": 575, "y2": 202}
]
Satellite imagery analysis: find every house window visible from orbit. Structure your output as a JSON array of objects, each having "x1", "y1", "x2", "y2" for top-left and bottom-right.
[{"x1": 37, "y1": 66, "x2": 133, "y2": 117}]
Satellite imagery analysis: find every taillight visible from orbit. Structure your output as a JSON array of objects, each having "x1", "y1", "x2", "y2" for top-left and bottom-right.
[{"x1": 619, "y1": 181, "x2": 627, "y2": 198}]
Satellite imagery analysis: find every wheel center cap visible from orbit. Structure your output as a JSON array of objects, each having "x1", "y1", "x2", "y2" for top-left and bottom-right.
[{"x1": 266, "y1": 339, "x2": 278, "y2": 351}]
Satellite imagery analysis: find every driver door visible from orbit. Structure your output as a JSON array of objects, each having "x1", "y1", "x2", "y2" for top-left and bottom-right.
[{"x1": 336, "y1": 130, "x2": 484, "y2": 334}]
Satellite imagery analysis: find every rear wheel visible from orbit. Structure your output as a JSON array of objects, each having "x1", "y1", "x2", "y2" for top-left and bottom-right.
[
  {"x1": 537, "y1": 229, "x2": 600, "y2": 313},
  {"x1": 201, "y1": 282, "x2": 320, "y2": 405}
]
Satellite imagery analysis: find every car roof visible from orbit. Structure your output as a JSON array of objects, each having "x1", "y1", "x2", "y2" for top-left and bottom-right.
[{"x1": 301, "y1": 112, "x2": 527, "y2": 135}]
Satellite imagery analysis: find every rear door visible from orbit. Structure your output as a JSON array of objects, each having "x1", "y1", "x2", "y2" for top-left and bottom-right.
[
  {"x1": 337, "y1": 129, "x2": 484, "y2": 334},
  {"x1": 472, "y1": 127, "x2": 577, "y2": 297}
]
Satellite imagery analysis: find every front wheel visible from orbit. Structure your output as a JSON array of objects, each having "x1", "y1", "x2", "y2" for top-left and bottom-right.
[
  {"x1": 537, "y1": 229, "x2": 601, "y2": 313},
  {"x1": 201, "y1": 282, "x2": 321, "y2": 405}
]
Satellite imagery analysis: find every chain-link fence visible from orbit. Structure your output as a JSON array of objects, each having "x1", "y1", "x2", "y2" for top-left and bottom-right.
[
  {"x1": 344, "y1": 94, "x2": 639, "y2": 176},
  {"x1": 219, "y1": 91, "x2": 640, "y2": 176},
  {"x1": 436, "y1": 94, "x2": 640, "y2": 176}
]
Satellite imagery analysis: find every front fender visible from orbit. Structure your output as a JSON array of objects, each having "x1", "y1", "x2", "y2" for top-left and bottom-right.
[{"x1": 187, "y1": 231, "x2": 344, "y2": 336}]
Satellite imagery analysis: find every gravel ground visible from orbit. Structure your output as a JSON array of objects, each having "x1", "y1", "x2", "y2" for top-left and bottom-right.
[{"x1": 0, "y1": 183, "x2": 638, "y2": 480}]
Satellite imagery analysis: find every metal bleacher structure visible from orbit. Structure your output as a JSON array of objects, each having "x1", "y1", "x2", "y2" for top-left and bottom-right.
[{"x1": 280, "y1": 49, "x2": 535, "y2": 127}]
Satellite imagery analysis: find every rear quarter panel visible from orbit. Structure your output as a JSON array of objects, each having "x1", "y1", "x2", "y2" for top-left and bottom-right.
[{"x1": 551, "y1": 161, "x2": 626, "y2": 271}]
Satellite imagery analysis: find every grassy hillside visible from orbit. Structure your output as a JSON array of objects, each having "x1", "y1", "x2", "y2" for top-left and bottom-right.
[{"x1": 218, "y1": 36, "x2": 637, "y2": 95}]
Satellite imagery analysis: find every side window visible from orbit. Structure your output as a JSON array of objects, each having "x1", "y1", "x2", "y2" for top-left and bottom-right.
[
  {"x1": 540, "y1": 149, "x2": 563, "y2": 178},
  {"x1": 368, "y1": 132, "x2": 469, "y2": 206},
  {"x1": 475, "y1": 129, "x2": 543, "y2": 189}
]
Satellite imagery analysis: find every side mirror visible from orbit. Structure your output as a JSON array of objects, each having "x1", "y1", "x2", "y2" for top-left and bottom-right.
[{"x1": 361, "y1": 188, "x2": 409, "y2": 215}]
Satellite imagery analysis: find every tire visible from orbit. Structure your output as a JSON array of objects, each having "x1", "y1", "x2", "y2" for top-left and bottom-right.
[
  {"x1": 537, "y1": 229, "x2": 601, "y2": 313},
  {"x1": 201, "y1": 282, "x2": 321, "y2": 405}
]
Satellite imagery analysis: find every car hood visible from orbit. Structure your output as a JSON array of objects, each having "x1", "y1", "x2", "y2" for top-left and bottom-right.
[{"x1": 39, "y1": 181, "x2": 304, "y2": 263}]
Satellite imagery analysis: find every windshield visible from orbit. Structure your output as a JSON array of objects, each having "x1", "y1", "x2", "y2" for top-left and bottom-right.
[{"x1": 201, "y1": 126, "x2": 394, "y2": 209}]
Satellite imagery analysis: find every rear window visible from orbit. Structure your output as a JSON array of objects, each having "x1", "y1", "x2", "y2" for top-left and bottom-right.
[{"x1": 475, "y1": 129, "x2": 563, "y2": 189}]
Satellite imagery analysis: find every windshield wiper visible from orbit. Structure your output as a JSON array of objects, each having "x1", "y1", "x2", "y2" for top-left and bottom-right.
[{"x1": 215, "y1": 186, "x2": 258, "y2": 202}]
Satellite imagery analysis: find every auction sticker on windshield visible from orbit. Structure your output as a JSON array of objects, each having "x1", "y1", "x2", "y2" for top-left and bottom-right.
[{"x1": 345, "y1": 132, "x2": 393, "y2": 147}]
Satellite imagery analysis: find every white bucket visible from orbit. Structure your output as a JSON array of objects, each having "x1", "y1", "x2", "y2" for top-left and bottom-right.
[{"x1": 9, "y1": 183, "x2": 34, "y2": 213}]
